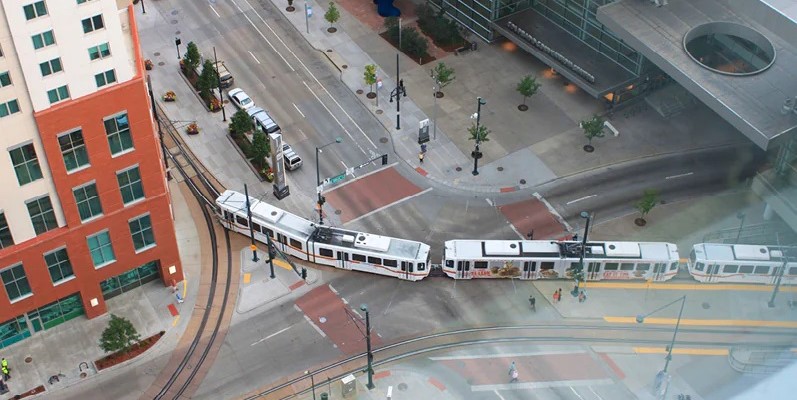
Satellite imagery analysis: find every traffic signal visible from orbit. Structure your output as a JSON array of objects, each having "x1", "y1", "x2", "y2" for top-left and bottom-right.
[
  {"x1": 268, "y1": 244, "x2": 277, "y2": 259},
  {"x1": 381, "y1": 154, "x2": 388, "y2": 165},
  {"x1": 319, "y1": 195, "x2": 326, "y2": 205},
  {"x1": 301, "y1": 267, "x2": 307, "y2": 280}
]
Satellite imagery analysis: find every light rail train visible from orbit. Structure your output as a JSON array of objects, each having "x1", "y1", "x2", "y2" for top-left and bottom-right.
[{"x1": 216, "y1": 190, "x2": 794, "y2": 284}]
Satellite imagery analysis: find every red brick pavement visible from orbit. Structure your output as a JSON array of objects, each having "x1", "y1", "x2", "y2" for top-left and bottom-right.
[
  {"x1": 439, "y1": 353, "x2": 611, "y2": 385},
  {"x1": 498, "y1": 198, "x2": 567, "y2": 240},
  {"x1": 295, "y1": 284, "x2": 383, "y2": 354},
  {"x1": 324, "y1": 167, "x2": 422, "y2": 224}
]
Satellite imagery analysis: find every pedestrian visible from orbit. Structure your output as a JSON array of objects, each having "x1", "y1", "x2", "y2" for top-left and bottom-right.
[
  {"x1": 579, "y1": 290, "x2": 587, "y2": 303},
  {"x1": 0, "y1": 376, "x2": 7, "y2": 393},
  {"x1": 510, "y1": 368, "x2": 519, "y2": 383},
  {"x1": 552, "y1": 290, "x2": 559, "y2": 303},
  {"x1": 418, "y1": 152, "x2": 425, "y2": 164},
  {"x1": 508, "y1": 361, "x2": 516, "y2": 376},
  {"x1": 557, "y1": 288, "x2": 563, "y2": 302},
  {"x1": 1, "y1": 358, "x2": 9, "y2": 381},
  {"x1": 421, "y1": 143, "x2": 427, "y2": 153},
  {"x1": 528, "y1": 295, "x2": 536, "y2": 311}
]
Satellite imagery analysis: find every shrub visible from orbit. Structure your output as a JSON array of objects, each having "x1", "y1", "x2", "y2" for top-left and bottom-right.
[
  {"x1": 229, "y1": 109, "x2": 254, "y2": 135},
  {"x1": 415, "y1": 4, "x2": 464, "y2": 47},
  {"x1": 99, "y1": 314, "x2": 140, "y2": 354},
  {"x1": 198, "y1": 60, "x2": 217, "y2": 102},
  {"x1": 251, "y1": 131, "x2": 271, "y2": 163},
  {"x1": 183, "y1": 42, "x2": 201, "y2": 73},
  {"x1": 400, "y1": 28, "x2": 429, "y2": 60}
]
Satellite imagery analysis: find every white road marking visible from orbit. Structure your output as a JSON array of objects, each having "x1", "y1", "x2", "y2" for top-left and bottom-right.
[
  {"x1": 341, "y1": 297, "x2": 348, "y2": 305},
  {"x1": 209, "y1": 4, "x2": 221, "y2": 18},
  {"x1": 328, "y1": 284, "x2": 339, "y2": 295},
  {"x1": 248, "y1": 51, "x2": 260, "y2": 64},
  {"x1": 304, "y1": 315, "x2": 326, "y2": 337},
  {"x1": 351, "y1": 309, "x2": 363, "y2": 319},
  {"x1": 588, "y1": 386, "x2": 605, "y2": 400},
  {"x1": 302, "y1": 81, "x2": 367, "y2": 155},
  {"x1": 430, "y1": 350, "x2": 586, "y2": 360},
  {"x1": 493, "y1": 390, "x2": 506, "y2": 400},
  {"x1": 292, "y1": 103, "x2": 305, "y2": 118},
  {"x1": 237, "y1": 0, "x2": 376, "y2": 151},
  {"x1": 566, "y1": 195, "x2": 596, "y2": 205},
  {"x1": 229, "y1": 0, "x2": 295, "y2": 72},
  {"x1": 485, "y1": 198, "x2": 493, "y2": 206},
  {"x1": 472, "y1": 379, "x2": 614, "y2": 392},
  {"x1": 570, "y1": 386, "x2": 586, "y2": 400},
  {"x1": 344, "y1": 188, "x2": 433, "y2": 226},
  {"x1": 340, "y1": 160, "x2": 356, "y2": 177},
  {"x1": 250, "y1": 326, "x2": 291, "y2": 346},
  {"x1": 665, "y1": 172, "x2": 694, "y2": 180}
]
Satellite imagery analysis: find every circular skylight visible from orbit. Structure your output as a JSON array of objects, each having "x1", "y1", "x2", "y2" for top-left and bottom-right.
[{"x1": 683, "y1": 22, "x2": 775, "y2": 76}]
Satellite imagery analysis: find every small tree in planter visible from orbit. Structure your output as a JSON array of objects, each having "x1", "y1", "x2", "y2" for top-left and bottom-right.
[
  {"x1": 431, "y1": 62, "x2": 455, "y2": 98},
  {"x1": 198, "y1": 60, "x2": 217, "y2": 105},
  {"x1": 364, "y1": 64, "x2": 377, "y2": 99},
  {"x1": 183, "y1": 42, "x2": 201, "y2": 76},
  {"x1": 229, "y1": 109, "x2": 254, "y2": 136},
  {"x1": 516, "y1": 75, "x2": 541, "y2": 111},
  {"x1": 635, "y1": 189, "x2": 659, "y2": 226},
  {"x1": 580, "y1": 114, "x2": 605, "y2": 152},
  {"x1": 468, "y1": 123, "x2": 490, "y2": 144},
  {"x1": 99, "y1": 314, "x2": 140, "y2": 355},
  {"x1": 325, "y1": 2, "x2": 340, "y2": 33},
  {"x1": 286, "y1": 0, "x2": 295, "y2": 12},
  {"x1": 251, "y1": 131, "x2": 271, "y2": 167}
]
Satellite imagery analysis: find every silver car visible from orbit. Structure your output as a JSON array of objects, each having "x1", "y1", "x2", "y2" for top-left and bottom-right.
[{"x1": 227, "y1": 88, "x2": 255, "y2": 110}]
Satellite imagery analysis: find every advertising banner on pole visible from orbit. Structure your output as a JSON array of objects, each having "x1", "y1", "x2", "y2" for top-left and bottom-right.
[
  {"x1": 418, "y1": 118, "x2": 430, "y2": 144},
  {"x1": 269, "y1": 133, "x2": 290, "y2": 199}
]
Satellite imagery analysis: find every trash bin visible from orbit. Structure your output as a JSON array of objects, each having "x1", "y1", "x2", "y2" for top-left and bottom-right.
[
  {"x1": 320, "y1": 393, "x2": 329, "y2": 400},
  {"x1": 341, "y1": 374, "x2": 357, "y2": 398}
]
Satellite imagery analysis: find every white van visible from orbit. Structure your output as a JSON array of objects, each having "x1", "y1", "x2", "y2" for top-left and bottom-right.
[
  {"x1": 283, "y1": 143, "x2": 302, "y2": 171},
  {"x1": 246, "y1": 107, "x2": 280, "y2": 134}
]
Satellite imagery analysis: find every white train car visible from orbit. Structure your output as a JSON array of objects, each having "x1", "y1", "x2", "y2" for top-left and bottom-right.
[
  {"x1": 688, "y1": 243, "x2": 797, "y2": 284},
  {"x1": 215, "y1": 190, "x2": 431, "y2": 281},
  {"x1": 442, "y1": 240, "x2": 680, "y2": 281}
]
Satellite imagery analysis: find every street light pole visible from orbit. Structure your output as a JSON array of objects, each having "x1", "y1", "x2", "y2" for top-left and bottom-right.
[
  {"x1": 140, "y1": 0, "x2": 146, "y2": 14},
  {"x1": 471, "y1": 97, "x2": 486, "y2": 176},
  {"x1": 244, "y1": 184, "x2": 259, "y2": 262},
  {"x1": 213, "y1": 47, "x2": 226, "y2": 122},
  {"x1": 574, "y1": 211, "x2": 592, "y2": 294},
  {"x1": 389, "y1": 54, "x2": 406, "y2": 131},
  {"x1": 265, "y1": 232, "x2": 276, "y2": 279},
  {"x1": 360, "y1": 304, "x2": 375, "y2": 389},
  {"x1": 432, "y1": 80, "x2": 439, "y2": 141},
  {"x1": 636, "y1": 295, "x2": 687, "y2": 400},
  {"x1": 304, "y1": 371, "x2": 316, "y2": 400},
  {"x1": 316, "y1": 138, "x2": 342, "y2": 225}
]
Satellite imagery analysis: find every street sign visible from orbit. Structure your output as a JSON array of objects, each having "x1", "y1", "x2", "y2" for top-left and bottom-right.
[
  {"x1": 307, "y1": 4, "x2": 313, "y2": 17},
  {"x1": 346, "y1": 167, "x2": 354, "y2": 176},
  {"x1": 329, "y1": 173, "x2": 345, "y2": 184},
  {"x1": 418, "y1": 118, "x2": 430, "y2": 144},
  {"x1": 316, "y1": 185, "x2": 323, "y2": 194}
]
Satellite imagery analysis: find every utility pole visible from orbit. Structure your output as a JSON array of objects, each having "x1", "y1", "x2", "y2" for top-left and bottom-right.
[
  {"x1": 574, "y1": 211, "x2": 591, "y2": 295},
  {"x1": 471, "y1": 97, "x2": 486, "y2": 175},
  {"x1": 213, "y1": 47, "x2": 226, "y2": 122},
  {"x1": 146, "y1": 75, "x2": 169, "y2": 180},
  {"x1": 244, "y1": 184, "x2": 259, "y2": 262},
  {"x1": 389, "y1": 54, "x2": 406, "y2": 131},
  {"x1": 360, "y1": 304, "x2": 375, "y2": 389}
]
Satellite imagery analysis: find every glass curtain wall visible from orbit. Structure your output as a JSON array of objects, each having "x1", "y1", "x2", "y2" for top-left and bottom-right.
[
  {"x1": 100, "y1": 260, "x2": 160, "y2": 300},
  {"x1": 429, "y1": 0, "x2": 500, "y2": 41},
  {"x1": 0, "y1": 315, "x2": 30, "y2": 349},
  {"x1": 27, "y1": 293, "x2": 85, "y2": 332}
]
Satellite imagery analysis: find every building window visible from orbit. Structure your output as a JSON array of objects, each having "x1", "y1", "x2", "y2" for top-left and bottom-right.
[
  {"x1": 0, "y1": 100, "x2": 20, "y2": 118},
  {"x1": 28, "y1": 294, "x2": 84, "y2": 332},
  {"x1": 105, "y1": 113, "x2": 133, "y2": 154},
  {"x1": 73, "y1": 183, "x2": 102, "y2": 221},
  {"x1": 88, "y1": 42, "x2": 110, "y2": 60},
  {"x1": 23, "y1": 1, "x2": 48, "y2": 20},
  {"x1": 47, "y1": 85, "x2": 70, "y2": 104},
  {"x1": 77, "y1": 0, "x2": 95, "y2": 4},
  {"x1": 95, "y1": 69, "x2": 116, "y2": 88},
  {"x1": 0, "y1": 72, "x2": 11, "y2": 87},
  {"x1": 87, "y1": 231, "x2": 115, "y2": 267},
  {"x1": 59, "y1": 129, "x2": 89, "y2": 172},
  {"x1": 9, "y1": 143, "x2": 43, "y2": 185},
  {"x1": 82, "y1": 14, "x2": 104, "y2": 33},
  {"x1": 26, "y1": 196, "x2": 57, "y2": 235},
  {"x1": 129, "y1": 214, "x2": 155, "y2": 251},
  {"x1": 44, "y1": 248, "x2": 74, "y2": 284},
  {"x1": 117, "y1": 166, "x2": 144, "y2": 204},
  {"x1": 1, "y1": 264, "x2": 31, "y2": 301},
  {"x1": 100, "y1": 261, "x2": 159, "y2": 300},
  {"x1": 31, "y1": 30, "x2": 55, "y2": 49},
  {"x1": 0, "y1": 213, "x2": 13, "y2": 249},
  {"x1": 40, "y1": 58, "x2": 62, "y2": 76}
]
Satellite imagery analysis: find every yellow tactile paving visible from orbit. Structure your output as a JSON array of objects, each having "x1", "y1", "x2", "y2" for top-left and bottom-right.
[
  {"x1": 243, "y1": 273, "x2": 251, "y2": 284},
  {"x1": 633, "y1": 347, "x2": 729, "y2": 355},
  {"x1": 604, "y1": 316, "x2": 797, "y2": 328},
  {"x1": 582, "y1": 282, "x2": 797, "y2": 292},
  {"x1": 272, "y1": 259, "x2": 293, "y2": 271}
]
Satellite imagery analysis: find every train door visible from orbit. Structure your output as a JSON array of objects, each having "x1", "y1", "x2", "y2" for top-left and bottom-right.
[
  {"x1": 705, "y1": 264, "x2": 720, "y2": 282},
  {"x1": 652, "y1": 263, "x2": 666, "y2": 281},
  {"x1": 522, "y1": 261, "x2": 535, "y2": 280},
  {"x1": 457, "y1": 261, "x2": 471, "y2": 279},
  {"x1": 337, "y1": 252, "x2": 350, "y2": 270},
  {"x1": 770, "y1": 265, "x2": 782, "y2": 285},
  {"x1": 401, "y1": 261, "x2": 413, "y2": 280},
  {"x1": 587, "y1": 262, "x2": 601, "y2": 280},
  {"x1": 276, "y1": 233, "x2": 288, "y2": 254}
]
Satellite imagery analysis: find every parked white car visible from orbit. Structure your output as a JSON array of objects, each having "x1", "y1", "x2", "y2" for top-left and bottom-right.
[{"x1": 228, "y1": 88, "x2": 255, "y2": 110}]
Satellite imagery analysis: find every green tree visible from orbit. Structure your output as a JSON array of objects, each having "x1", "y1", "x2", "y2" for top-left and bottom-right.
[
  {"x1": 384, "y1": 17, "x2": 399, "y2": 42},
  {"x1": 99, "y1": 314, "x2": 140, "y2": 354},
  {"x1": 401, "y1": 27, "x2": 429, "y2": 61},
  {"x1": 580, "y1": 114, "x2": 605, "y2": 148},
  {"x1": 516, "y1": 75, "x2": 541, "y2": 108},
  {"x1": 229, "y1": 109, "x2": 254, "y2": 136},
  {"x1": 431, "y1": 62, "x2": 455, "y2": 96},
  {"x1": 183, "y1": 41, "x2": 201, "y2": 73},
  {"x1": 364, "y1": 64, "x2": 377, "y2": 94},
  {"x1": 635, "y1": 189, "x2": 659, "y2": 224},
  {"x1": 468, "y1": 123, "x2": 490, "y2": 143},
  {"x1": 324, "y1": 2, "x2": 340, "y2": 27},
  {"x1": 251, "y1": 131, "x2": 271, "y2": 164},
  {"x1": 197, "y1": 59, "x2": 217, "y2": 101}
]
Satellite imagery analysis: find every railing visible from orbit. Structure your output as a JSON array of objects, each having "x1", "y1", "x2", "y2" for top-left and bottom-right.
[{"x1": 702, "y1": 221, "x2": 797, "y2": 245}]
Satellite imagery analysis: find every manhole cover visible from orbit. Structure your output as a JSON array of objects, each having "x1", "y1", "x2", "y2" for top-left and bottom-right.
[
  {"x1": 171, "y1": 10, "x2": 179, "y2": 15},
  {"x1": 319, "y1": 317, "x2": 327, "y2": 323},
  {"x1": 154, "y1": 52, "x2": 161, "y2": 56},
  {"x1": 171, "y1": 20, "x2": 178, "y2": 24},
  {"x1": 397, "y1": 383, "x2": 408, "y2": 391},
  {"x1": 25, "y1": 357, "x2": 32, "y2": 363},
  {"x1": 341, "y1": 65, "x2": 348, "y2": 69},
  {"x1": 80, "y1": 372, "x2": 87, "y2": 378},
  {"x1": 376, "y1": 110, "x2": 383, "y2": 114},
  {"x1": 158, "y1": 62, "x2": 165, "y2": 66},
  {"x1": 326, "y1": 49, "x2": 333, "y2": 53},
  {"x1": 455, "y1": 167, "x2": 462, "y2": 172},
  {"x1": 356, "y1": 89, "x2": 363, "y2": 94},
  {"x1": 702, "y1": 302, "x2": 711, "y2": 309},
  {"x1": 520, "y1": 179, "x2": 526, "y2": 185},
  {"x1": 335, "y1": 210, "x2": 342, "y2": 215},
  {"x1": 497, "y1": 167, "x2": 504, "y2": 171},
  {"x1": 380, "y1": 137, "x2": 388, "y2": 143}
]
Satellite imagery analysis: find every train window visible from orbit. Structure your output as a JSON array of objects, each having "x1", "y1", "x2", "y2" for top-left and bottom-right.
[
  {"x1": 319, "y1": 248, "x2": 333, "y2": 257},
  {"x1": 523, "y1": 261, "x2": 536, "y2": 271},
  {"x1": 789, "y1": 267, "x2": 797, "y2": 275},
  {"x1": 540, "y1": 262, "x2": 554, "y2": 270},
  {"x1": 620, "y1": 263, "x2": 634, "y2": 271},
  {"x1": 368, "y1": 256, "x2": 382, "y2": 265},
  {"x1": 723, "y1": 265, "x2": 738, "y2": 273},
  {"x1": 754, "y1": 265, "x2": 769, "y2": 274},
  {"x1": 738, "y1": 265, "x2": 754, "y2": 274},
  {"x1": 569, "y1": 262, "x2": 579, "y2": 270},
  {"x1": 474, "y1": 261, "x2": 488, "y2": 269},
  {"x1": 604, "y1": 263, "x2": 619, "y2": 270},
  {"x1": 352, "y1": 254, "x2": 366, "y2": 262},
  {"x1": 637, "y1": 263, "x2": 650, "y2": 271},
  {"x1": 445, "y1": 260, "x2": 454, "y2": 268},
  {"x1": 252, "y1": 222, "x2": 262, "y2": 233},
  {"x1": 670, "y1": 262, "x2": 678, "y2": 271},
  {"x1": 289, "y1": 239, "x2": 303, "y2": 250},
  {"x1": 236, "y1": 215, "x2": 248, "y2": 226},
  {"x1": 418, "y1": 263, "x2": 426, "y2": 271},
  {"x1": 384, "y1": 259, "x2": 397, "y2": 268},
  {"x1": 695, "y1": 262, "x2": 704, "y2": 271}
]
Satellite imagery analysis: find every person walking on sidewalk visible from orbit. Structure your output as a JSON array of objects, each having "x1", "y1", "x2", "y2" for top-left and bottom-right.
[
  {"x1": 528, "y1": 295, "x2": 536, "y2": 311},
  {"x1": 578, "y1": 290, "x2": 587, "y2": 303},
  {"x1": 0, "y1": 376, "x2": 8, "y2": 394},
  {"x1": 552, "y1": 290, "x2": 559, "y2": 303},
  {"x1": 508, "y1": 361, "x2": 516, "y2": 376},
  {"x1": 418, "y1": 152, "x2": 425, "y2": 164},
  {"x1": 1, "y1": 358, "x2": 9, "y2": 380},
  {"x1": 558, "y1": 288, "x2": 563, "y2": 301},
  {"x1": 510, "y1": 368, "x2": 519, "y2": 383}
]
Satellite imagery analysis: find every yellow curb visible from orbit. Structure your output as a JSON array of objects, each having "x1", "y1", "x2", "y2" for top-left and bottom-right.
[
  {"x1": 172, "y1": 315, "x2": 180, "y2": 327},
  {"x1": 243, "y1": 273, "x2": 251, "y2": 284},
  {"x1": 272, "y1": 259, "x2": 293, "y2": 271},
  {"x1": 633, "y1": 347, "x2": 728, "y2": 356},
  {"x1": 604, "y1": 316, "x2": 797, "y2": 328}
]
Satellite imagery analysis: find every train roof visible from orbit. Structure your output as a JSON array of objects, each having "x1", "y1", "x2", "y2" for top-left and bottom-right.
[
  {"x1": 216, "y1": 190, "x2": 316, "y2": 239},
  {"x1": 693, "y1": 243, "x2": 797, "y2": 263},
  {"x1": 445, "y1": 240, "x2": 677, "y2": 260}
]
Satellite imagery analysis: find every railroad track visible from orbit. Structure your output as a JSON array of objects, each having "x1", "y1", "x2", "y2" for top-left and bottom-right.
[
  {"x1": 244, "y1": 323, "x2": 797, "y2": 400},
  {"x1": 151, "y1": 104, "x2": 233, "y2": 399}
]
